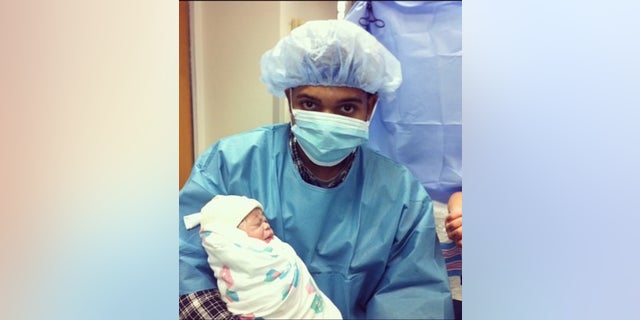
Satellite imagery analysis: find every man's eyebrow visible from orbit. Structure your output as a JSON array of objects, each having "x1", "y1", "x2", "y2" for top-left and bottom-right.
[
  {"x1": 297, "y1": 94, "x2": 365, "y2": 104},
  {"x1": 336, "y1": 97, "x2": 365, "y2": 104},
  {"x1": 296, "y1": 94, "x2": 321, "y2": 102}
]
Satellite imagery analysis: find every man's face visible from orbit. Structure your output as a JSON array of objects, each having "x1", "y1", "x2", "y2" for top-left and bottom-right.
[
  {"x1": 238, "y1": 208, "x2": 274, "y2": 243},
  {"x1": 288, "y1": 86, "x2": 378, "y2": 122}
]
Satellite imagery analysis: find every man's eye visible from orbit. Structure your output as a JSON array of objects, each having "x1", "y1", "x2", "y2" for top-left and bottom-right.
[
  {"x1": 340, "y1": 105, "x2": 356, "y2": 114},
  {"x1": 301, "y1": 101, "x2": 316, "y2": 110}
]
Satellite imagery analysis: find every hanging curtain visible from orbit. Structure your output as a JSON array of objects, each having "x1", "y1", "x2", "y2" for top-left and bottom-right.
[{"x1": 345, "y1": 1, "x2": 462, "y2": 203}]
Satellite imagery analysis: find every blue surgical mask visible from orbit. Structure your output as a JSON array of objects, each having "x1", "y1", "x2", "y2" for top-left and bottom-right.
[{"x1": 291, "y1": 109, "x2": 370, "y2": 166}]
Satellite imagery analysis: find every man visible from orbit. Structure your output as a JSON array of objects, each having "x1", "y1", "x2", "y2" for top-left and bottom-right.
[{"x1": 179, "y1": 19, "x2": 453, "y2": 319}]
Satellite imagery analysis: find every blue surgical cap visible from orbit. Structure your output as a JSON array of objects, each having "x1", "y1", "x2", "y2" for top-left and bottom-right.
[{"x1": 260, "y1": 19, "x2": 402, "y2": 102}]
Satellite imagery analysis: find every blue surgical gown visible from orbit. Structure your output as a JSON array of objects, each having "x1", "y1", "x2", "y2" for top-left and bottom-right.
[{"x1": 179, "y1": 124, "x2": 453, "y2": 319}]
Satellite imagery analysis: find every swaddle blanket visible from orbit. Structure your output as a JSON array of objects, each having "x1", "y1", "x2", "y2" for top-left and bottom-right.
[{"x1": 198, "y1": 220, "x2": 342, "y2": 319}]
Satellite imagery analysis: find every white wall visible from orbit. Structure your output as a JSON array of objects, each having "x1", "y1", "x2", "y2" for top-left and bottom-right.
[{"x1": 191, "y1": 1, "x2": 338, "y2": 156}]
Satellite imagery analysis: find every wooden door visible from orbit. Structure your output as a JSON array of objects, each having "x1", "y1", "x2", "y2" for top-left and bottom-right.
[{"x1": 179, "y1": 1, "x2": 194, "y2": 189}]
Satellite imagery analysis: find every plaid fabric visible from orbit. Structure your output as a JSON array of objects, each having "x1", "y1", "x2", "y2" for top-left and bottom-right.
[
  {"x1": 179, "y1": 289, "x2": 239, "y2": 320},
  {"x1": 289, "y1": 131, "x2": 355, "y2": 188}
]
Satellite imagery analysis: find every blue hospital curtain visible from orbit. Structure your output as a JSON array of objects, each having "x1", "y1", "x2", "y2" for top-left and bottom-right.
[{"x1": 345, "y1": 1, "x2": 462, "y2": 203}]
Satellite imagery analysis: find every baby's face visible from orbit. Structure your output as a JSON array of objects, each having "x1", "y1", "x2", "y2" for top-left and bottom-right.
[{"x1": 238, "y1": 208, "x2": 274, "y2": 243}]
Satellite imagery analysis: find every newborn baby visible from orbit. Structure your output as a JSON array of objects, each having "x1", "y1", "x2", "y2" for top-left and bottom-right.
[{"x1": 183, "y1": 195, "x2": 342, "y2": 320}]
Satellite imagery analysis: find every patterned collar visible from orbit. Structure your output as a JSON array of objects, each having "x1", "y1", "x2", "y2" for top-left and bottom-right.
[{"x1": 288, "y1": 130, "x2": 355, "y2": 189}]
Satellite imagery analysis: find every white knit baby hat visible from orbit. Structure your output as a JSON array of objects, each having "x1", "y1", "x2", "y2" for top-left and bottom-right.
[{"x1": 199, "y1": 195, "x2": 263, "y2": 229}]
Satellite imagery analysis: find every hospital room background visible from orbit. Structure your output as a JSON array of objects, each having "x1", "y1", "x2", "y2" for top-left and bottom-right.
[
  {"x1": 179, "y1": 1, "x2": 462, "y2": 315},
  {"x1": 180, "y1": 1, "x2": 347, "y2": 188}
]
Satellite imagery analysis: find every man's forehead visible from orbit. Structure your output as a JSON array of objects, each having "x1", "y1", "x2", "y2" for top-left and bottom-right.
[{"x1": 293, "y1": 85, "x2": 370, "y2": 99}]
